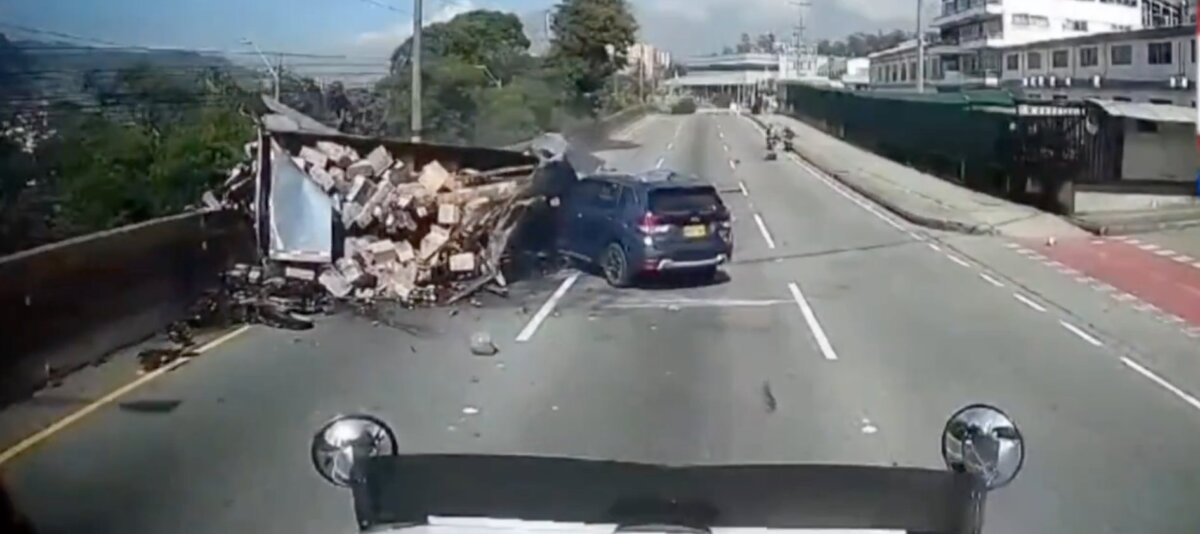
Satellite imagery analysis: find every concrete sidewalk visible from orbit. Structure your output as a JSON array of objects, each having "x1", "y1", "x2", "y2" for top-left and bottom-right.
[{"x1": 753, "y1": 113, "x2": 1086, "y2": 239}]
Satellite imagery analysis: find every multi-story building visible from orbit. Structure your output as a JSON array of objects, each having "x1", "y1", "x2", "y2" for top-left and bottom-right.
[
  {"x1": 1001, "y1": 25, "x2": 1195, "y2": 105},
  {"x1": 623, "y1": 43, "x2": 673, "y2": 81},
  {"x1": 930, "y1": 0, "x2": 1144, "y2": 89},
  {"x1": 867, "y1": 39, "x2": 941, "y2": 90}
]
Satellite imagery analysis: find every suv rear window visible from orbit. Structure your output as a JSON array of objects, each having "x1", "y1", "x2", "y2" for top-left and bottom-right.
[{"x1": 648, "y1": 187, "x2": 722, "y2": 214}]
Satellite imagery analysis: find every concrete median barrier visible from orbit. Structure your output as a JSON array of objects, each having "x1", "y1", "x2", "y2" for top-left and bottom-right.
[{"x1": 0, "y1": 210, "x2": 254, "y2": 405}]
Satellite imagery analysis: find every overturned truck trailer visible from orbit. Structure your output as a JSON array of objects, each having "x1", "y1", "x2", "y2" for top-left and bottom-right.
[{"x1": 249, "y1": 119, "x2": 592, "y2": 306}]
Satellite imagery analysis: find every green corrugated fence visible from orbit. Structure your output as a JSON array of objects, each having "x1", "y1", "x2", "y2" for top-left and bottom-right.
[{"x1": 780, "y1": 83, "x2": 1019, "y2": 197}]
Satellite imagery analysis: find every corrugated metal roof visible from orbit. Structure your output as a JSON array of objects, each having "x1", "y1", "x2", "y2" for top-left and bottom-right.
[{"x1": 1086, "y1": 99, "x2": 1195, "y2": 124}]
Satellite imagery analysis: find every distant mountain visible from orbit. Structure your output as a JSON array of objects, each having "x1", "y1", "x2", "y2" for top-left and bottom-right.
[{"x1": 0, "y1": 34, "x2": 257, "y2": 112}]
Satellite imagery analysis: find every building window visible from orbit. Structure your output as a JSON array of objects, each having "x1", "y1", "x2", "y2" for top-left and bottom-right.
[
  {"x1": 1052, "y1": 94, "x2": 1068, "y2": 101},
  {"x1": 1027, "y1": 51, "x2": 1043, "y2": 70},
  {"x1": 1064, "y1": 19, "x2": 1088, "y2": 32},
  {"x1": 1148, "y1": 42, "x2": 1173, "y2": 65},
  {"x1": 1006, "y1": 53, "x2": 1020, "y2": 70},
  {"x1": 1111, "y1": 44, "x2": 1133, "y2": 66},
  {"x1": 1052, "y1": 50, "x2": 1069, "y2": 68},
  {"x1": 1134, "y1": 120, "x2": 1159, "y2": 133},
  {"x1": 1012, "y1": 14, "x2": 1050, "y2": 28},
  {"x1": 1079, "y1": 47, "x2": 1099, "y2": 67}
]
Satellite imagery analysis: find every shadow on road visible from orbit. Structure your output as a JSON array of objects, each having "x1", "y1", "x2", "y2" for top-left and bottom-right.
[
  {"x1": 635, "y1": 270, "x2": 732, "y2": 290},
  {"x1": 117, "y1": 399, "x2": 183, "y2": 414}
]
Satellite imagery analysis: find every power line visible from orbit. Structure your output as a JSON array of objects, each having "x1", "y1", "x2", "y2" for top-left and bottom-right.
[{"x1": 351, "y1": 0, "x2": 409, "y2": 14}]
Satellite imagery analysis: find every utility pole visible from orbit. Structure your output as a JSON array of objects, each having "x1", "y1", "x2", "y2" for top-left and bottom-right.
[
  {"x1": 411, "y1": 0, "x2": 423, "y2": 142},
  {"x1": 276, "y1": 54, "x2": 284, "y2": 100},
  {"x1": 789, "y1": 0, "x2": 812, "y2": 78},
  {"x1": 916, "y1": 0, "x2": 926, "y2": 93},
  {"x1": 241, "y1": 39, "x2": 280, "y2": 100}
]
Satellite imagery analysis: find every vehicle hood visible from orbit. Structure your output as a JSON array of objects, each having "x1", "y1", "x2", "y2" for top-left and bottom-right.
[
  {"x1": 363, "y1": 518, "x2": 902, "y2": 534},
  {"x1": 349, "y1": 455, "x2": 979, "y2": 533}
]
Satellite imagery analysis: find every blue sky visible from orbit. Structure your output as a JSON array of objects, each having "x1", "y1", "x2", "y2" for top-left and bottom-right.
[
  {"x1": 0, "y1": 0, "x2": 916, "y2": 59},
  {"x1": 0, "y1": 0, "x2": 552, "y2": 57}
]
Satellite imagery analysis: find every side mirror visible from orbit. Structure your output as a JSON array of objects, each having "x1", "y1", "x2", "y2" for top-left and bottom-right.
[
  {"x1": 941, "y1": 404, "x2": 1025, "y2": 490},
  {"x1": 311, "y1": 415, "x2": 398, "y2": 487}
]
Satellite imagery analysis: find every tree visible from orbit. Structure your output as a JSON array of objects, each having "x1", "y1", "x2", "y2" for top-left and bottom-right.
[
  {"x1": 755, "y1": 33, "x2": 776, "y2": 53},
  {"x1": 390, "y1": 10, "x2": 530, "y2": 74},
  {"x1": 736, "y1": 32, "x2": 753, "y2": 53},
  {"x1": 547, "y1": 0, "x2": 638, "y2": 110}
]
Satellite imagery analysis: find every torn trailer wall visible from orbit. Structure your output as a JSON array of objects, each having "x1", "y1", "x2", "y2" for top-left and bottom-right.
[{"x1": 251, "y1": 128, "x2": 580, "y2": 305}]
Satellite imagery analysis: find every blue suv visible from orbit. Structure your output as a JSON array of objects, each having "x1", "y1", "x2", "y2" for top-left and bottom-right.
[{"x1": 557, "y1": 170, "x2": 734, "y2": 287}]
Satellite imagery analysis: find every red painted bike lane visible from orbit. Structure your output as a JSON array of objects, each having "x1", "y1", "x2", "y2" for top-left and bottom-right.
[{"x1": 1017, "y1": 237, "x2": 1200, "y2": 326}]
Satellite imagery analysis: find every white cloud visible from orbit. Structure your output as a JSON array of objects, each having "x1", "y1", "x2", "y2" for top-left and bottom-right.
[
  {"x1": 351, "y1": 0, "x2": 477, "y2": 55},
  {"x1": 630, "y1": 0, "x2": 921, "y2": 56}
]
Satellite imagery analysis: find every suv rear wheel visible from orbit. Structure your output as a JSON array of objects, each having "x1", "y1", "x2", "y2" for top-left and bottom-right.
[{"x1": 602, "y1": 243, "x2": 634, "y2": 287}]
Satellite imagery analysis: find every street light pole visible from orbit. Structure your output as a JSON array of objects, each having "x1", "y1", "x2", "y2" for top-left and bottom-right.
[
  {"x1": 411, "y1": 0, "x2": 423, "y2": 142},
  {"x1": 916, "y1": 0, "x2": 926, "y2": 93},
  {"x1": 242, "y1": 38, "x2": 280, "y2": 100}
]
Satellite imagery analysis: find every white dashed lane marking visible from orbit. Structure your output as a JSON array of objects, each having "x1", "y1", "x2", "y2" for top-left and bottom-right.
[
  {"x1": 1122, "y1": 357, "x2": 1200, "y2": 412},
  {"x1": 946, "y1": 255, "x2": 971, "y2": 268},
  {"x1": 1013, "y1": 293, "x2": 1048, "y2": 312},
  {"x1": 1059, "y1": 320, "x2": 1103, "y2": 347},
  {"x1": 979, "y1": 273, "x2": 1005, "y2": 287},
  {"x1": 515, "y1": 273, "x2": 580, "y2": 342},
  {"x1": 788, "y1": 282, "x2": 839, "y2": 361},
  {"x1": 753, "y1": 213, "x2": 777, "y2": 249}
]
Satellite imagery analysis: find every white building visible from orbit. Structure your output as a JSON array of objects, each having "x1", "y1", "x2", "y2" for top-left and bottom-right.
[
  {"x1": 623, "y1": 43, "x2": 672, "y2": 81},
  {"x1": 1001, "y1": 25, "x2": 1195, "y2": 105},
  {"x1": 868, "y1": 39, "x2": 941, "y2": 90},
  {"x1": 930, "y1": 0, "x2": 1144, "y2": 89}
]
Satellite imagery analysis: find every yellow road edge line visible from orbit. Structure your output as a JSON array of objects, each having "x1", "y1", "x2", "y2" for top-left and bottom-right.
[{"x1": 0, "y1": 325, "x2": 252, "y2": 467}]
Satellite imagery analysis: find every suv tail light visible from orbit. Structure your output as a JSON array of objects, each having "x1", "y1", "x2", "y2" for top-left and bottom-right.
[{"x1": 638, "y1": 213, "x2": 671, "y2": 234}]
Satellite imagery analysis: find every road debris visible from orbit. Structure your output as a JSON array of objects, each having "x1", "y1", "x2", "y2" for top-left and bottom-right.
[
  {"x1": 210, "y1": 135, "x2": 544, "y2": 310},
  {"x1": 469, "y1": 331, "x2": 499, "y2": 356}
]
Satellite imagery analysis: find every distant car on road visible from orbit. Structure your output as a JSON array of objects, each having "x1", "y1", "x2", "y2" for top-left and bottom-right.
[{"x1": 557, "y1": 170, "x2": 733, "y2": 287}]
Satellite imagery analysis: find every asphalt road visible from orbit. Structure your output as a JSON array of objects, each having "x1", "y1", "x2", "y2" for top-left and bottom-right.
[{"x1": 6, "y1": 112, "x2": 1200, "y2": 534}]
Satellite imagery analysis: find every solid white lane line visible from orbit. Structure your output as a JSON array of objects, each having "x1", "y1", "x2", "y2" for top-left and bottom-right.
[
  {"x1": 1059, "y1": 320, "x2": 1103, "y2": 346},
  {"x1": 655, "y1": 157, "x2": 664, "y2": 169},
  {"x1": 946, "y1": 255, "x2": 971, "y2": 267},
  {"x1": 0, "y1": 325, "x2": 252, "y2": 466},
  {"x1": 1121, "y1": 357, "x2": 1200, "y2": 411},
  {"x1": 516, "y1": 273, "x2": 580, "y2": 342},
  {"x1": 1012, "y1": 293, "x2": 1047, "y2": 312},
  {"x1": 788, "y1": 282, "x2": 839, "y2": 361},
  {"x1": 753, "y1": 213, "x2": 777, "y2": 249},
  {"x1": 739, "y1": 181, "x2": 750, "y2": 196},
  {"x1": 927, "y1": 243, "x2": 942, "y2": 252},
  {"x1": 789, "y1": 156, "x2": 906, "y2": 230},
  {"x1": 979, "y1": 272, "x2": 1005, "y2": 287}
]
